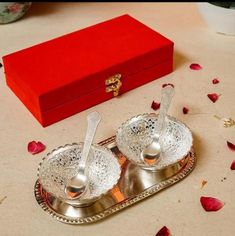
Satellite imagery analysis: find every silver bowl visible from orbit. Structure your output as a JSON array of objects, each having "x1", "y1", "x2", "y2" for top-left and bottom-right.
[
  {"x1": 38, "y1": 143, "x2": 121, "y2": 207},
  {"x1": 116, "y1": 113, "x2": 193, "y2": 170}
]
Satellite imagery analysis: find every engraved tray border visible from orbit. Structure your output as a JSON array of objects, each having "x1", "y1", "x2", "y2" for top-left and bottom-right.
[{"x1": 34, "y1": 136, "x2": 196, "y2": 225}]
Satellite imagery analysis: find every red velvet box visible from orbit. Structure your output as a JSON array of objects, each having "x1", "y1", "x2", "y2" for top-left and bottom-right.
[{"x1": 3, "y1": 14, "x2": 174, "y2": 127}]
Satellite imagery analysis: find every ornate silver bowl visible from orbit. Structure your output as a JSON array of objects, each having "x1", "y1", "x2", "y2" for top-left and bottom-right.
[
  {"x1": 116, "y1": 113, "x2": 193, "y2": 170},
  {"x1": 38, "y1": 143, "x2": 121, "y2": 206}
]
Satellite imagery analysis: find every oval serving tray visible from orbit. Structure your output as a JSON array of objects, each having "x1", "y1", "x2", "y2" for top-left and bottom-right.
[{"x1": 34, "y1": 136, "x2": 196, "y2": 225}]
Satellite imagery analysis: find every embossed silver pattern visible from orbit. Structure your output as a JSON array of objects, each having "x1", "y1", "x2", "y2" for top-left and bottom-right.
[
  {"x1": 34, "y1": 136, "x2": 196, "y2": 225},
  {"x1": 116, "y1": 113, "x2": 193, "y2": 170},
  {"x1": 38, "y1": 143, "x2": 121, "y2": 202}
]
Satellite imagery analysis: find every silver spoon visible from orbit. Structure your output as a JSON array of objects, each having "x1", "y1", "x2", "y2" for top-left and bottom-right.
[
  {"x1": 141, "y1": 85, "x2": 175, "y2": 166},
  {"x1": 65, "y1": 111, "x2": 101, "y2": 199}
]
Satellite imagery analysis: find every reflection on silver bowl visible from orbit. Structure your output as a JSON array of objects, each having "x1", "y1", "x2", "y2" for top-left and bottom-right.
[
  {"x1": 38, "y1": 143, "x2": 121, "y2": 207},
  {"x1": 116, "y1": 113, "x2": 193, "y2": 171}
]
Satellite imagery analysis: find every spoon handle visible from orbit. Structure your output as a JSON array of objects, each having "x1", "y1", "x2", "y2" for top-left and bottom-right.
[
  {"x1": 156, "y1": 86, "x2": 175, "y2": 135},
  {"x1": 80, "y1": 111, "x2": 101, "y2": 167}
]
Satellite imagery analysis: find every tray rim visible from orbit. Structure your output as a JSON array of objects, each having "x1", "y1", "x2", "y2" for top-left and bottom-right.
[{"x1": 34, "y1": 136, "x2": 196, "y2": 225}]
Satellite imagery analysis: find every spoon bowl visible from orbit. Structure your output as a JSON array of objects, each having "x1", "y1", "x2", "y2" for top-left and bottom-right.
[
  {"x1": 140, "y1": 135, "x2": 161, "y2": 165},
  {"x1": 65, "y1": 171, "x2": 88, "y2": 199}
]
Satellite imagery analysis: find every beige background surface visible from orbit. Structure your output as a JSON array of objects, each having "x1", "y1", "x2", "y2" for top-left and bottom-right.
[{"x1": 0, "y1": 2, "x2": 235, "y2": 236}]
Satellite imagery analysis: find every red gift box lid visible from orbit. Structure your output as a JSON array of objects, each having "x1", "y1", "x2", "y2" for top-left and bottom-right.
[{"x1": 3, "y1": 14, "x2": 173, "y2": 126}]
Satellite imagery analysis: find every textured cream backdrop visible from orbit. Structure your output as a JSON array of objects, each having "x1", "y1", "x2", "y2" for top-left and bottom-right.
[{"x1": 0, "y1": 3, "x2": 234, "y2": 236}]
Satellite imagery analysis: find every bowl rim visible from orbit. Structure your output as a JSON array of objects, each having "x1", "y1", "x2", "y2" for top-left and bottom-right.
[
  {"x1": 115, "y1": 113, "x2": 193, "y2": 170},
  {"x1": 37, "y1": 142, "x2": 122, "y2": 202}
]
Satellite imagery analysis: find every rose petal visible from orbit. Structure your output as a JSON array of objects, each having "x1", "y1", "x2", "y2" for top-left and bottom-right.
[
  {"x1": 183, "y1": 107, "x2": 189, "y2": 114},
  {"x1": 207, "y1": 93, "x2": 219, "y2": 103},
  {"x1": 212, "y1": 78, "x2": 220, "y2": 84},
  {"x1": 230, "y1": 160, "x2": 235, "y2": 170},
  {"x1": 200, "y1": 196, "x2": 224, "y2": 212},
  {"x1": 151, "y1": 101, "x2": 160, "y2": 111},
  {"x1": 227, "y1": 141, "x2": 235, "y2": 151},
  {"x1": 28, "y1": 141, "x2": 46, "y2": 155},
  {"x1": 155, "y1": 226, "x2": 170, "y2": 236},
  {"x1": 162, "y1": 83, "x2": 174, "y2": 88},
  {"x1": 190, "y1": 63, "x2": 202, "y2": 70}
]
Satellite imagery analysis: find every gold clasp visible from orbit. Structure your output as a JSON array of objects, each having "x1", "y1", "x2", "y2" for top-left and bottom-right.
[{"x1": 105, "y1": 74, "x2": 122, "y2": 97}]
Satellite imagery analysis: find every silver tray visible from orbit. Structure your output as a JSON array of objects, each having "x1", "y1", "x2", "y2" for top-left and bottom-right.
[{"x1": 34, "y1": 136, "x2": 196, "y2": 225}]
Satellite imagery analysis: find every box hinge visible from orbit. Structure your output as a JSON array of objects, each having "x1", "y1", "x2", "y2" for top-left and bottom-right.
[{"x1": 105, "y1": 74, "x2": 122, "y2": 97}]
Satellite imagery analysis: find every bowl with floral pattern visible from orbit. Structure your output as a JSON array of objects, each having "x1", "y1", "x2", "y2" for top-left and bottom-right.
[{"x1": 0, "y1": 2, "x2": 32, "y2": 24}]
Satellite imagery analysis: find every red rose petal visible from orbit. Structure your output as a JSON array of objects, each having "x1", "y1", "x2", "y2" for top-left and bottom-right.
[
  {"x1": 155, "y1": 226, "x2": 170, "y2": 236},
  {"x1": 190, "y1": 63, "x2": 202, "y2": 70},
  {"x1": 207, "y1": 93, "x2": 219, "y2": 103},
  {"x1": 212, "y1": 78, "x2": 220, "y2": 84},
  {"x1": 227, "y1": 141, "x2": 235, "y2": 151},
  {"x1": 162, "y1": 83, "x2": 174, "y2": 88},
  {"x1": 230, "y1": 160, "x2": 235, "y2": 170},
  {"x1": 183, "y1": 107, "x2": 189, "y2": 114},
  {"x1": 151, "y1": 101, "x2": 160, "y2": 111},
  {"x1": 200, "y1": 196, "x2": 224, "y2": 212},
  {"x1": 28, "y1": 141, "x2": 46, "y2": 155}
]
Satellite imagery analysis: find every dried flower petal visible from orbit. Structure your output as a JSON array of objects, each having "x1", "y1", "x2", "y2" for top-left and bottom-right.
[
  {"x1": 201, "y1": 180, "x2": 207, "y2": 189},
  {"x1": 200, "y1": 196, "x2": 224, "y2": 212},
  {"x1": 222, "y1": 118, "x2": 235, "y2": 128},
  {"x1": 190, "y1": 63, "x2": 202, "y2": 70},
  {"x1": 214, "y1": 115, "x2": 235, "y2": 128},
  {"x1": 28, "y1": 141, "x2": 46, "y2": 155},
  {"x1": 155, "y1": 226, "x2": 170, "y2": 236},
  {"x1": 230, "y1": 160, "x2": 235, "y2": 170},
  {"x1": 207, "y1": 93, "x2": 220, "y2": 103},
  {"x1": 151, "y1": 101, "x2": 160, "y2": 111},
  {"x1": 227, "y1": 141, "x2": 235, "y2": 152},
  {"x1": 212, "y1": 78, "x2": 220, "y2": 84},
  {"x1": 183, "y1": 107, "x2": 189, "y2": 114},
  {"x1": 162, "y1": 83, "x2": 174, "y2": 88},
  {"x1": 0, "y1": 196, "x2": 7, "y2": 205}
]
